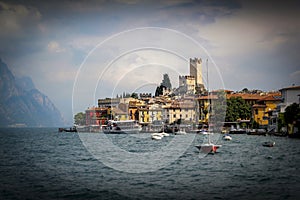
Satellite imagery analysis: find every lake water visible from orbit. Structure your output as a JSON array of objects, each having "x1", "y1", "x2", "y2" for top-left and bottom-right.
[{"x1": 1, "y1": 128, "x2": 300, "y2": 200}]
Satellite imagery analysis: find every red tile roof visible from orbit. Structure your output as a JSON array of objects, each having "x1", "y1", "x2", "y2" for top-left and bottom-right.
[{"x1": 227, "y1": 93, "x2": 261, "y2": 100}]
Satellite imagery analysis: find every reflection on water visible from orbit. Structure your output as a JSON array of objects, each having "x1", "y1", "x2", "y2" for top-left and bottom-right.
[{"x1": 0, "y1": 128, "x2": 300, "y2": 200}]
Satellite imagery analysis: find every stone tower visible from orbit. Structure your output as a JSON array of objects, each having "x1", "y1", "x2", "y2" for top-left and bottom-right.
[
  {"x1": 190, "y1": 58, "x2": 205, "y2": 94},
  {"x1": 190, "y1": 58, "x2": 203, "y2": 86}
]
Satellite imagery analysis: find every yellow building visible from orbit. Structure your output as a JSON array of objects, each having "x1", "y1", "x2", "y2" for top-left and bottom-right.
[
  {"x1": 252, "y1": 94, "x2": 282, "y2": 127},
  {"x1": 148, "y1": 104, "x2": 163, "y2": 123},
  {"x1": 128, "y1": 99, "x2": 146, "y2": 121},
  {"x1": 252, "y1": 104, "x2": 268, "y2": 126},
  {"x1": 197, "y1": 94, "x2": 218, "y2": 123},
  {"x1": 164, "y1": 98, "x2": 196, "y2": 124},
  {"x1": 139, "y1": 107, "x2": 149, "y2": 124},
  {"x1": 111, "y1": 107, "x2": 128, "y2": 121}
]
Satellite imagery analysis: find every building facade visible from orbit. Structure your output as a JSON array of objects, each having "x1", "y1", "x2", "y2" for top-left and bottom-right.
[{"x1": 279, "y1": 85, "x2": 300, "y2": 112}]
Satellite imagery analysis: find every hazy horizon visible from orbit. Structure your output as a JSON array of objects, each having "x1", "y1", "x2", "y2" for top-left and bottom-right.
[{"x1": 1, "y1": 0, "x2": 299, "y2": 124}]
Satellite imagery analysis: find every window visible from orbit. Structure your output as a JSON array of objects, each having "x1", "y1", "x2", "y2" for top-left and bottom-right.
[{"x1": 255, "y1": 109, "x2": 258, "y2": 115}]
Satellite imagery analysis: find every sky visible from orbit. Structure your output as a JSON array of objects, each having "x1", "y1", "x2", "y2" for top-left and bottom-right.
[{"x1": 0, "y1": 0, "x2": 299, "y2": 124}]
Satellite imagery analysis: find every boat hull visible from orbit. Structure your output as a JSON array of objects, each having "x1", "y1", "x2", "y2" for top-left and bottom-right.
[
  {"x1": 102, "y1": 129, "x2": 141, "y2": 134},
  {"x1": 195, "y1": 144, "x2": 221, "y2": 154},
  {"x1": 262, "y1": 141, "x2": 275, "y2": 147},
  {"x1": 229, "y1": 130, "x2": 246, "y2": 134},
  {"x1": 223, "y1": 135, "x2": 232, "y2": 141},
  {"x1": 101, "y1": 120, "x2": 142, "y2": 134},
  {"x1": 151, "y1": 132, "x2": 169, "y2": 140}
]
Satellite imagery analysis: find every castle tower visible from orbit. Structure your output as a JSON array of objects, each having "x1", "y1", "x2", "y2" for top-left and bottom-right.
[
  {"x1": 190, "y1": 58, "x2": 204, "y2": 94},
  {"x1": 190, "y1": 58, "x2": 203, "y2": 86}
]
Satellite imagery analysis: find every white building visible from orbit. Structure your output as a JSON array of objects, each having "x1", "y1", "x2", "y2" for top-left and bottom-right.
[
  {"x1": 267, "y1": 85, "x2": 300, "y2": 133},
  {"x1": 279, "y1": 85, "x2": 300, "y2": 112}
]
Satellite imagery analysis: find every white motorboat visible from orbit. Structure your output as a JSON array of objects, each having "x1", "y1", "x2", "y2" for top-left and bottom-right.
[
  {"x1": 223, "y1": 134, "x2": 232, "y2": 141},
  {"x1": 160, "y1": 132, "x2": 170, "y2": 137},
  {"x1": 151, "y1": 133, "x2": 164, "y2": 140},
  {"x1": 199, "y1": 129, "x2": 209, "y2": 135},
  {"x1": 102, "y1": 120, "x2": 142, "y2": 134}
]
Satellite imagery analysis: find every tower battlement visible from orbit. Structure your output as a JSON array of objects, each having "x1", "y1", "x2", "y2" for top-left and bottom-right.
[{"x1": 189, "y1": 58, "x2": 203, "y2": 86}]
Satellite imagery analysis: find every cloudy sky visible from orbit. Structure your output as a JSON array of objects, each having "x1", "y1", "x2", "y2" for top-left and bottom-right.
[{"x1": 0, "y1": 0, "x2": 299, "y2": 124}]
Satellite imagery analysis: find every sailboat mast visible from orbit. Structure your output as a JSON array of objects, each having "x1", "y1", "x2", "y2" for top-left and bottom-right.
[
  {"x1": 207, "y1": 58, "x2": 209, "y2": 94},
  {"x1": 207, "y1": 59, "x2": 211, "y2": 144}
]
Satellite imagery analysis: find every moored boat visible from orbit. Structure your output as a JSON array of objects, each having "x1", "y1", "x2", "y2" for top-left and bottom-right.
[
  {"x1": 229, "y1": 129, "x2": 246, "y2": 134},
  {"x1": 151, "y1": 132, "x2": 164, "y2": 140},
  {"x1": 223, "y1": 134, "x2": 232, "y2": 141},
  {"x1": 247, "y1": 129, "x2": 267, "y2": 136},
  {"x1": 195, "y1": 142, "x2": 222, "y2": 154},
  {"x1": 262, "y1": 141, "x2": 275, "y2": 147},
  {"x1": 195, "y1": 59, "x2": 222, "y2": 154},
  {"x1": 58, "y1": 127, "x2": 77, "y2": 132},
  {"x1": 198, "y1": 129, "x2": 209, "y2": 135},
  {"x1": 102, "y1": 120, "x2": 142, "y2": 134}
]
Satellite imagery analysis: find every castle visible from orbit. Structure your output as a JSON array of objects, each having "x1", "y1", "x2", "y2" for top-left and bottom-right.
[{"x1": 178, "y1": 58, "x2": 205, "y2": 95}]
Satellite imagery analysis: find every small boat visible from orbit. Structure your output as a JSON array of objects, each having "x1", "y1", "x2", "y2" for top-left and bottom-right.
[
  {"x1": 195, "y1": 142, "x2": 222, "y2": 154},
  {"x1": 223, "y1": 134, "x2": 232, "y2": 141},
  {"x1": 198, "y1": 129, "x2": 209, "y2": 135},
  {"x1": 151, "y1": 133, "x2": 164, "y2": 140},
  {"x1": 160, "y1": 132, "x2": 170, "y2": 137},
  {"x1": 229, "y1": 125, "x2": 246, "y2": 134},
  {"x1": 102, "y1": 120, "x2": 142, "y2": 134},
  {"x1": 247, "y1": 129, "x2": 267, "y2": 136},
  {"x1": 58, "y1": 127, "x2": 77, "y2": 132},
  {"x1": 262, "y1": 141, "x2": 275, "y2": 147},
  {"x1": 195, "y1": 60, "x2": 221, "y2": 154},
  {"x1": 229, "y1": 129, "x2": 246, "y2": 134}
]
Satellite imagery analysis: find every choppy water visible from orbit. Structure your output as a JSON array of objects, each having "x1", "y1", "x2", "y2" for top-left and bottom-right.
[{"x1": 1, "y1": 128, "x2": 300, "y2": 200}]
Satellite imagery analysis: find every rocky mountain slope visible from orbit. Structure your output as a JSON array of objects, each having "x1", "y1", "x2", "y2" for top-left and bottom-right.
[{"x1": 0, "y1": 58, "x2": 65, "y2": 127}]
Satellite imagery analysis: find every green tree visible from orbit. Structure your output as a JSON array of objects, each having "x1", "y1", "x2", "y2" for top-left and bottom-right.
[
  {"x1": 74, "y1": 112, "x2": 86, "y2": 125},
  {"x1": 284, "y1": 103, "x2": 300, "y2": 125},
  {"x1": 131, "y1": 92, "x2": 138, "y2": 99},
  {"x1": 242, "y1": 88, "x2": 249, "y2": 93},
  {"x1": 225, "y1": 97, "x2": 251, "y2": 122},
  {"x1": 155, "y1": 85, "x2": 166, "y2": 96},
  {"x1": 211, "y1": 91, "x2": 227, "y2": 131},
  {"x1": 154, "y1": 73, "x2": 172, "y2": 96},
  {"x1": 284, "y1": 103, "x2": 300, "y2": 135},
  {"x1": 161, "y1": 73, "x2": 172, "y2": 89}
]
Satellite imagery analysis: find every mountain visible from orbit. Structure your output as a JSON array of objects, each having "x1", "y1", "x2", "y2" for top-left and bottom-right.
[
  {"x1": 15, "y1": 76, "x2": 36, "y2": 91},
  {"x1": 0, "y1": 58, "x2": 65, "y2": 127}
]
